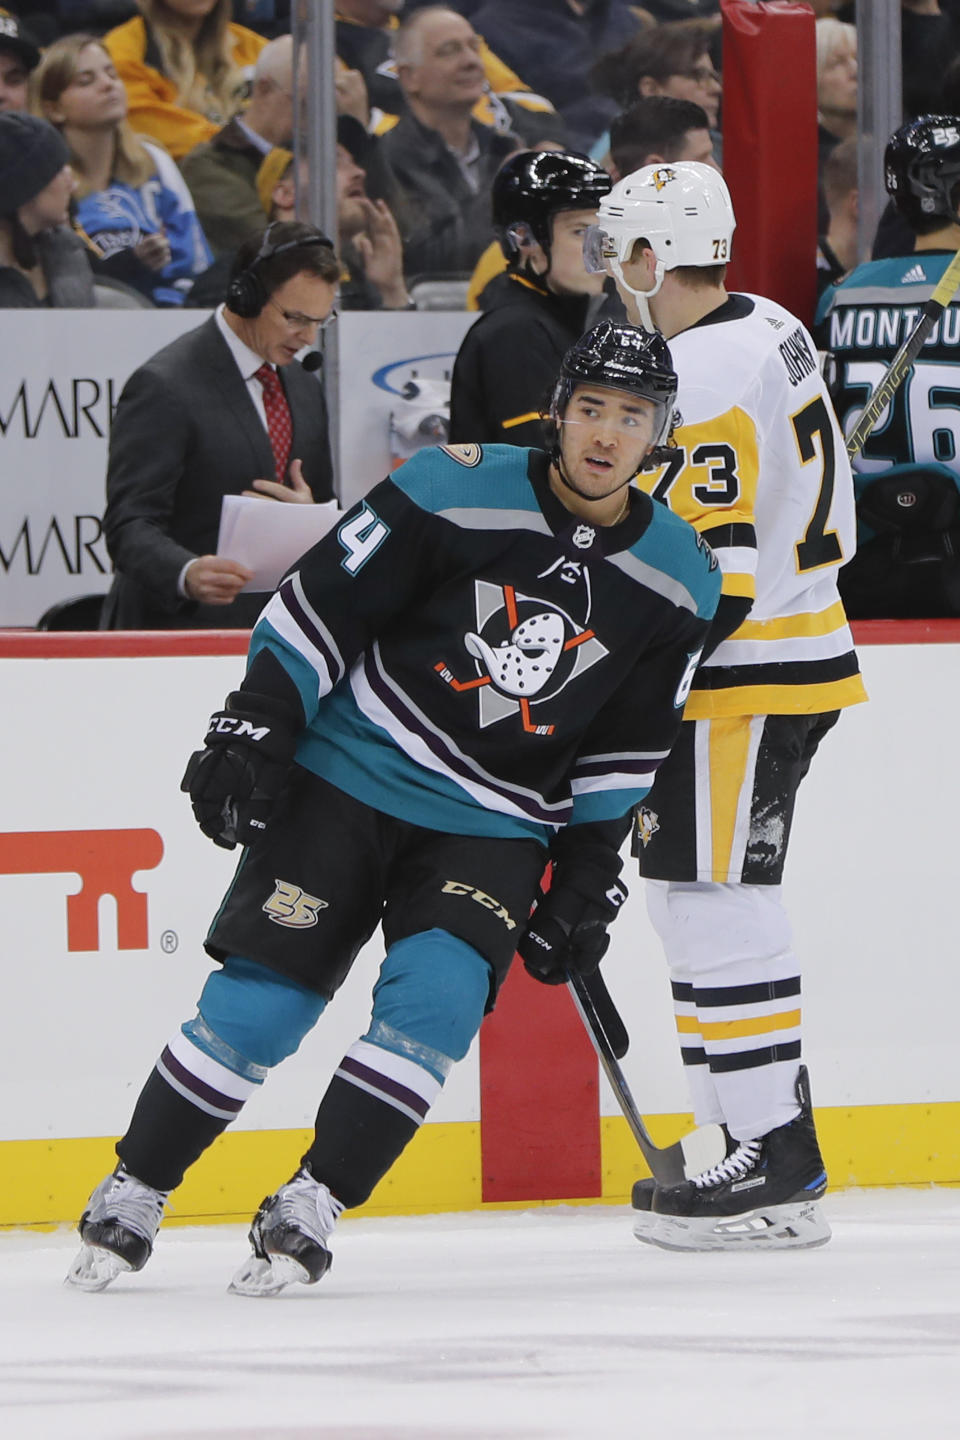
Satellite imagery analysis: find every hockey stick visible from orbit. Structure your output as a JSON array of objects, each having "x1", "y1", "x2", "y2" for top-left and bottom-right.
[
  {"x1": 845, "y1": 246, "x2": 960, "y2": 459},
  {"x1": 580, "y1": 968, "x2": 629, "y2": 1060},
  {"x1": 566, "y1": 969, "x2": 688, "y2": 1184}
]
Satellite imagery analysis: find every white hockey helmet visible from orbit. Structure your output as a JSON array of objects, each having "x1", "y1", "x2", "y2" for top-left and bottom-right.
[{"x1": 584, "y1": 162, "x2": 735, "y2": 325}]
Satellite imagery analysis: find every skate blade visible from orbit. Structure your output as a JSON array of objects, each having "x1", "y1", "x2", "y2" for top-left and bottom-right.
[
  {"x1": 65, "y1": 1244, "x2": 133, "y2": 1292},
  {"x1": 228, "y1": 1252, "x2": 311, "y2": 1298},
  {"x1": 647, "y1": 1200, "x2": 832, "y2": 1253},
  {"x1": 631, "y1": 1212, "x2": 661, "y2": 1246}
]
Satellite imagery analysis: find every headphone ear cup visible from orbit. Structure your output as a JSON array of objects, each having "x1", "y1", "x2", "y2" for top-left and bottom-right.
[{"x1": 226, "y1": 270, "x2": 265, "y2": 319}]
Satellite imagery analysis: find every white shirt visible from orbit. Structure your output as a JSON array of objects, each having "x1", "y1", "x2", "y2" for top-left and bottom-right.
[
  {"x1": 215, "y1": 302, "x2": 275, "y2": 434},
  {"x1": 233, "y1": 116, "x2": 273, "y2": 157}
]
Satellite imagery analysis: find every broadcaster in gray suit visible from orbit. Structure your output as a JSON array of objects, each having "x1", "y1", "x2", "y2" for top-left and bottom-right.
[{"x1": 102, "y1": 221, "x2": 339, "y2": 630}]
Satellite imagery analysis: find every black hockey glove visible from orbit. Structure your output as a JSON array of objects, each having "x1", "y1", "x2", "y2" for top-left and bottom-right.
[
  {"x1": 180, "y1": 691, "x2": 300, "y2": 850},
  {"x1": 518, "y1": 861, "x2": 628, "y2": 987}
]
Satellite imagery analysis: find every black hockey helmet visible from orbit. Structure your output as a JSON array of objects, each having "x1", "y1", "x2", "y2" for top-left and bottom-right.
[
  {"x1": 493, "y1": 149, "x2": 613, "y2": 263},
  {"x1": 885, "y1": 114, "x2": 960, "y2": 227},
  {"x1": 548, "y1": 320, "x2": 678, "y2": 453}
]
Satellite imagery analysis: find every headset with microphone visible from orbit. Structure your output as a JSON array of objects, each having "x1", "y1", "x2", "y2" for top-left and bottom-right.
[{"x1": 226, "y1": 222, "x2": 336, "y2": 330}]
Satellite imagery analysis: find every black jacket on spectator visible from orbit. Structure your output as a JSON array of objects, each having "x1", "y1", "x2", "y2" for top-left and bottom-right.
[
  {"x1": 0, "y1": 226, "x2": 96, "y2": 307},
  {"x1": 450, "y1": 272, "x2": 596, "y2": 448},
  {"x1": 467, "y1": 0, "x2": 643, "y2": 152},
  {"x1": 102, "y1": 314, "x2": 334, "y2": 630},
  {"x1": 380, "y1": 110, "x2": 517, "y2": 281},
  {"x1": 336, "y1": 15, "x2": 402, "y2": 117}
]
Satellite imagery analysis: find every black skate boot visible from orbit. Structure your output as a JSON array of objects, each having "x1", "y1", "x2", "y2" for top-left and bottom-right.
[
  {"x1": 647, "y1": 1067, "x2": 830, "y2": 1252},
  {"x1": 229, "y1": 1166, "x2": 343, "y2": 1297},
  {"x1": 631, "y1": 1125, "x2": 734, "y2": 1243},
  {"x1": 66, "y1": 1165, "x2": 169, "y2": 1291}
]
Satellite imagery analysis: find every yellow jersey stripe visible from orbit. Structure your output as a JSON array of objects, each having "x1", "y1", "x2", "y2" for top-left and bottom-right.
[
  {"x1": 733, "y1": 601, "x2": 850, "y2": 642},
  {"x1": 685, "y1": 674, "x2": 869, "y2": 719}
]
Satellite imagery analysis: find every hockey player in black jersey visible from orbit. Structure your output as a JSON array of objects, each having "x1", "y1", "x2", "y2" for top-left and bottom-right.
[
  {"x1": 66, "y1": 321, "x2": 721, "y2": 1297},
  {"x1": 449, "y1": 149, "x2": 615, "y2": 449}
]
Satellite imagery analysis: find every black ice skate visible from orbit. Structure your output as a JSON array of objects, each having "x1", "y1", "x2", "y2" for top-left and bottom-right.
[
  {"x1": 229, "y1": 1167, "x2": 343, "y2": 1298},
  {"x1": 631, "y1": 1125, "x2": 733, "y2": 1242},
  {"x1": 645, "y1": 1068, "x2": 831, "y2": 1252},
  {"x1": 65, "y1": 1165, "x2": 169, "y2": 1291}
]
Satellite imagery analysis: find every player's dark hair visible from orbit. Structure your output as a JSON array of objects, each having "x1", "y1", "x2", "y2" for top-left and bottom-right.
[{"x1": 610, "y1": 96, "x2": 711, "y2": 178}]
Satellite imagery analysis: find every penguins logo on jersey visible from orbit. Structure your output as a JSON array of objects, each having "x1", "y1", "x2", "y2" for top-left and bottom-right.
[
  {"x1": 635, "y1": 807, "x2": 660, "y2": 847},
  {"x1": 435, "y1": 576, "x2": 608, "y2": 736}
]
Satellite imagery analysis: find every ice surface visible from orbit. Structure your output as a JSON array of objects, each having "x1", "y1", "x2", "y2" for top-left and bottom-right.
[{"x1": 3, "y1": 1190, "x2": 960, "y2": 1440}]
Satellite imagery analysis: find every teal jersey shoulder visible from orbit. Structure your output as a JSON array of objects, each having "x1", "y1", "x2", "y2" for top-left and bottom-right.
[
  {"x1": 630, "y1": 497, "x2": 722, "y2": 621},
  {"x1": 389, "y1": 443, "x2": 543, "y2": 516},
  {"x1": 816, "y1": 251, "x2": 956, "y2": 325}
]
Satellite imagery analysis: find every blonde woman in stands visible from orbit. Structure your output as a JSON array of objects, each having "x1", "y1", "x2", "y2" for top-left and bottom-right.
[
  {"x1": 34, "y1": 33, "x2": 213, "y2": 306},
  {"x1": 103, "y1": 0, "x2": 266, "y2": 161}
]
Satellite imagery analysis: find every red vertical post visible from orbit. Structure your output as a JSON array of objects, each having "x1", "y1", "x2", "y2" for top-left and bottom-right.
[
  {"x1": 721, "y1": 0, "x2": 819, "y2": 329},
  {"x1": 479, "y1": 960, "x2": 602, "y2": 1203}
]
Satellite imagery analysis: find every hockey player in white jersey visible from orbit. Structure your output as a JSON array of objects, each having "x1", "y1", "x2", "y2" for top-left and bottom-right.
[{"x1": 585, "y1": 162, "x2": 868, "y2": 1250}]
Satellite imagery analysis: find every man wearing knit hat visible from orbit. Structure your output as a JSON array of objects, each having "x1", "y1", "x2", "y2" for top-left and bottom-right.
[
  {"x1": 0, "y1": 111, "x2": 95, "y2": 307},
  {"x1": 0, "y1": 6, "x2": 40, "y2": 113}
]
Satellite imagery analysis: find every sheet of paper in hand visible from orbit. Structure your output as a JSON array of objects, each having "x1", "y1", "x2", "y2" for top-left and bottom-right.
[{"x1": 217, "y1": 495, "x2": 341, "y2": 592}]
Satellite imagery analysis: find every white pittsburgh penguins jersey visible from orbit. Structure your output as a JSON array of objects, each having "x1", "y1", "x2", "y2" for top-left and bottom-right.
[{"x1": 638, "y1": 293, "x2": 868, "y2": 718}]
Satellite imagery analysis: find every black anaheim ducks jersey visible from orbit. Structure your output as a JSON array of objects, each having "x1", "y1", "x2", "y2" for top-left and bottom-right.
[{"x1": 246, "y1": 443, "x2": 721, "y2": 842}]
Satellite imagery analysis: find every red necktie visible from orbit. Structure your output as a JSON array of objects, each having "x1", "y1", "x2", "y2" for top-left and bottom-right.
[{"x1": 254, "y1": 363, "x2": 292, "y2": 483}]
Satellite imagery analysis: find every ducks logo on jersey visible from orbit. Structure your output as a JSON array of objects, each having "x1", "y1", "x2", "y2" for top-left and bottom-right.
[{"x1": 435, "y1": 566, "x2": 608, "y2": 736}]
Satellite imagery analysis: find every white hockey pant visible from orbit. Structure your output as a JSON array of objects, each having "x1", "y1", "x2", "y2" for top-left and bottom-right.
[{"x1": 645, "y1": 878, "x2": 803, "y2": 1141}]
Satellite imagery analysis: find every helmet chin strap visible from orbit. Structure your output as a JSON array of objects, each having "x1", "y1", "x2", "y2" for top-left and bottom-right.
[{"x1": 608, "y1": 255, "x2": 665, "y2": 334}]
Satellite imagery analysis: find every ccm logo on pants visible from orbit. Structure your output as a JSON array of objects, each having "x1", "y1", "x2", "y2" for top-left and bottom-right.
[{"x1": 441, "y1": 880, "x2": 517, "y2": 931}]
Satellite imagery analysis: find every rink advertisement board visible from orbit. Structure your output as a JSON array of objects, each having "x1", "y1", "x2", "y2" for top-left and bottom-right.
[
  {"x1": 0, "y1": 310, "x2": 475, "y2": 628},
  {"x1": 1, "y1": 624, "x2": 959, "y2": 1229}
]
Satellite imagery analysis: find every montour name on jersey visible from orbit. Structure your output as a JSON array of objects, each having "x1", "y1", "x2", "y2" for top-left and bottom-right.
[{"x1": 828, "y1": 304, "x2": 960, "y2": 352}]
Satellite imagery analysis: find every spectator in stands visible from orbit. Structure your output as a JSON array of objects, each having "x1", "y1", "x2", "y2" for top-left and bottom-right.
[
  {"x1": 816, "y1": 115, "x2": 960, "y2": 617},
  {"x1": 382, "y1": 5, "x2": 520, "y2": 283},
  {"x1": 817, "y1": 133, "x2": 857, "y2": 295},
  {"x1": 467, "y1": 0, "x2": 646, "y2": 152},
  {"x1": 0, "y1": 112, "x2": 98, "y2": 306},
  {"x1": 593, "y1": 18, "x2": 721, "y2": 132},
  {"x1": 180, "y1": 31, "x2": 300, "y2": 256},
  {"x1": 34, "y1": 33, "x2": 213, "y2": 306},
  {"x1": 836, "y1": 1, "x2": 960, "y2": 122},
  {"x1": 103, "y1": 0, "x2": 266, "y2": 160},
  {"x1": 257, "y1": 117, "x2": 412, "y2": 310},
  {"x1": 591, "y1": 17, "x2": 722, "y2": 165},
  {"x1": 608, "y1": 94, "x2": 718, "y2": 181},
  {"x1": 814, "y1": 17, "x2": 857, "y2": 239},
  {"x1": 101, "y1": 221, "x2": 338, "y2": 629},
  {"x1": 336, "y1": 0, "x2": 562, "y2": 145},
  {"x1": 449, "y1": 149, "x2": 611, "y2": 447},
  {"x1": 0, "y1": 6, "x2": 40, "y2": 111}
]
